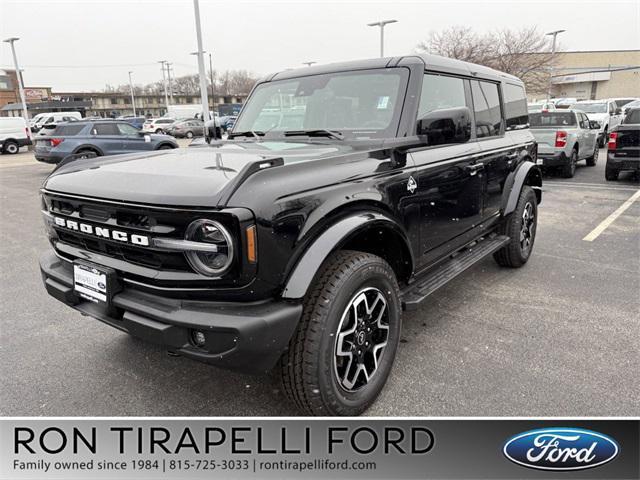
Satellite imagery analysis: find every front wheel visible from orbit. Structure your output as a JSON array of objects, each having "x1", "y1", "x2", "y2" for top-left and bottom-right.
[
  {"x1": 494, "y1": 186, "x2": 538, "y2": 268},
  {"x1": 279, "y1": 250, "x2": 402, "y2": 416},
  {"x1": 186, "y1": 131, "x2": 194, "y2": 139}
]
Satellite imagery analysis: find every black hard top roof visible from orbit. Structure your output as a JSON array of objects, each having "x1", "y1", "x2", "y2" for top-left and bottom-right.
[{"x1": 265, "y1": 54, "x2": 523, "y2": 85}]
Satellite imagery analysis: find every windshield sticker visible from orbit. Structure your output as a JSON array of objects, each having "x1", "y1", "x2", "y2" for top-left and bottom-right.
[{"x1": 377, "y1": 96, "x2": 390, "y2": 109}]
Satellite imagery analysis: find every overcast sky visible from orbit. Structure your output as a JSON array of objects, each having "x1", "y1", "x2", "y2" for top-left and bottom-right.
[{"x1": 1, "y1": 0, "x2": 638, "y2": 91}]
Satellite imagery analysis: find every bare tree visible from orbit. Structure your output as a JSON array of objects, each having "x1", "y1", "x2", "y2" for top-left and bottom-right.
[{"x1": 417, "y1": 26, "x2": 558, "y2": 93}]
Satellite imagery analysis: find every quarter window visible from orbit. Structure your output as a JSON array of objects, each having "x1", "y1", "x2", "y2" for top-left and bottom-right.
[
  {"x1": 504, "y1": 83, "x2": 528, "y2": 130},
  {"x1": 417, "y1": 74, "x2": 466, "y2": 118},
  {"x1": 471, "y1": 81, "x2": 502, "y2": 138}
]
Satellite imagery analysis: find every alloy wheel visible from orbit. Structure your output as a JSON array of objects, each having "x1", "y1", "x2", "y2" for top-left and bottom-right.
[
  {"x1": 334, "y1": 287, "x2": 390, "y2": 392},
  {"x1": 520, "y1": 201, "x2": 535, "y2": 255}
]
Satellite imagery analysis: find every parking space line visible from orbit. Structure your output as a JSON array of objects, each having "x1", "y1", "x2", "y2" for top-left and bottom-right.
[
  {"x1": 583, "y1": 189, "x2": 640, "y2": 242},
  {"x1": 544, "y1": 182, "x2": 639, "y2": 192}
]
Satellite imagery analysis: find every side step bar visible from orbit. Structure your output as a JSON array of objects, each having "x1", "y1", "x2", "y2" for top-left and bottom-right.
[{"x1": 401, "y1": 234, "x2": 510, "y2": 311}]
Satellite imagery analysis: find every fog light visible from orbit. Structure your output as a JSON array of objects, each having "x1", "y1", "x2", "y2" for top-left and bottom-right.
[{"x1": 192, "y1": 330, "x2": 206, "y2": 347}]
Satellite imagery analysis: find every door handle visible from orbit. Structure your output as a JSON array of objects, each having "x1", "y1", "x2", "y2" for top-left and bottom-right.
[
  {"x1": 506, "y1": 152, "x2": 518, "y2": 160},
  {"x1": 465, "y1": 163, "x2": 484, "y2": 176}
]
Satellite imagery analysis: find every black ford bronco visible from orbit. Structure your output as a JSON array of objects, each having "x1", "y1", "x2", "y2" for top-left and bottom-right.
[{"x1": 39, "y1": 55, "x2": 541, "y2": 415}]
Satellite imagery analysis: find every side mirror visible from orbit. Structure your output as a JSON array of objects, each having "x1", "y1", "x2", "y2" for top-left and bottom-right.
[
  {"x1": 417, "y1": 106, "x2": 472, "y2": 145},
  {"x1": 614, "y1": 108, "x2": 622, "y2": 115},
  {"x1": 589, "y1": 120, "x2": 601, "y2": 130}
]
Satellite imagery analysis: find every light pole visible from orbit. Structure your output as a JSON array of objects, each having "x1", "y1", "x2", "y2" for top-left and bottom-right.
[
  {"x1": 158, "y1": 60, "x2": 169, "y2": 112},
  {"x1": 191, "y1": 51, "x2": 216, "y2": 111},
  {"x1": 128, "y1": 71, "x2": 137, "y2": 117},
  {"x1": 302, "y1": 61, "x2": 316, "y2": 67},
  {"x1": 545, "y1": 29, "x2": 565, "y2": 101},
  {"x1": 3, "y1": 37, "x2": 29, "y2": 122},
  {"x1": 166, "y1": 62, "x2": 174, "y2": 102},
  {"x1": 192, "y1": 0, "x2": 210, "y2": 122},
  {"x1": 367, "y1": 19, "x2": 397, "y2": 57}
]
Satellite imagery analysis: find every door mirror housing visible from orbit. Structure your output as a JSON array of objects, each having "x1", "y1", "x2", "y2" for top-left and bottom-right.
[
  {"x1": 417, "y1": 106, "x2": 472, "y2": 145},
  {"x1": 614, "y1": 107, "x2": 622, "y2": 115},
  {"x1": 589, "y1": 120, "x2": 601, "y2": 130}
]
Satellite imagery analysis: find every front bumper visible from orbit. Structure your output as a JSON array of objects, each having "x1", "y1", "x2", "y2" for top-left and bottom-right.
[
  {"x1": 40, "y1": 250, "x2": 302, "y2": 373},
  {"x1": 536, "y1": 151, "x2": 569, "y2": 167}
]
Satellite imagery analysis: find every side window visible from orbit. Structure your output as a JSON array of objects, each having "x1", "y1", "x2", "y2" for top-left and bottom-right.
[
  {"x1": 471, "y1": 80, "x2": 502, "y2": 138},
  {"x1": 581, "y1": 113, "x2": 590, "y2": 129},
  {"x1": 417, "y1": 73, "x2": 467, "y2": 118},
  {"x1": 94, "y1": 123, "x2": 120, "y2": 135},
  {"x1": 504, "y1": 83, "x2": 528, "y2": 130},
  {"x1": 608, "y1": 102, "x2": 614, "y2": 115},
  {"x1": 117, "y1": 123, "x2": 139, "y2": 135}
]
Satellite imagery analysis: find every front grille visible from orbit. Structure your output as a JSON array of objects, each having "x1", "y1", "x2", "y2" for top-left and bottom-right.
[{"x1": 42, "y1": 192, "x2": 242, "y2": 289}]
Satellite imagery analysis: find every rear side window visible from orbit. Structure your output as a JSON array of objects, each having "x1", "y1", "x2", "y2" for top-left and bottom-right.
[
  {"x1": 471, "y1": 81, "x2": 502, "y2": 138},
  {"x1": 93, "y1": 123, "x2": 120, "y2": 135},
  {"x1": 504, "y1": 83, "x2": 528, "y2": 130},
  {"x1": 54, "y1": 124, "x2": 85, "y2": 136},
  {"x1": 529, "y1": 112, "x2": 577, "y2": 127},
  {"x1": 417, "y1": 74, "x2": 467, "y2": 118},
  {"x1": 623, "y1": 109, "x2": 640, "y2": 124}
]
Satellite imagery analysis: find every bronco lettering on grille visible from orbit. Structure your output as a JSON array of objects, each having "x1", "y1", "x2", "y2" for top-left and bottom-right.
[{"x1": 53, "y1": 216, "x2": 150, "y2": 246}]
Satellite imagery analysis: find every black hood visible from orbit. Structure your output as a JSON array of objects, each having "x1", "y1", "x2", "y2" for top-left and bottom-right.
[{"x1": 43, "y1": 141, "x2": 370, "y2": 207}]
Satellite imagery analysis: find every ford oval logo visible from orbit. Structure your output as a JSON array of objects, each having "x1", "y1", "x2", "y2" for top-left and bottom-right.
[{"x1": 503, "y1": 428, "x2": 619, "y2": 471}]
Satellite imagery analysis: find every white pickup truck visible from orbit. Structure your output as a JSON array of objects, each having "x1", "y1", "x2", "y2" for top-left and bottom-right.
[{"x1": 530, "y1": 109, "x2": 600, "y2": 178}]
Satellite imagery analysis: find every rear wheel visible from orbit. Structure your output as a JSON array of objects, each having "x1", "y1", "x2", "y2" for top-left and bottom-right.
[
  {"x1": 279, "y1": 250, "x2": 402, "y2": 416},
  {"x1": 155, "y1": 128, "x2": 164, "y2": 134},
  {"x1": 562, "y1": 149, "x2": 578, "y2": 178},
  {"x1": 157, "y1": 144, "x2": 173, "y2": 150},
  {"x1": 494, "y1": 186, "x2": 538, "y2": 268},
  {"x1": 186, "y1": 131, "x2": 194, "y2": 139},
  {"x1": 76, "y1": 149, "x2": 99, "y2": 159},
  {"x1": 2, "y1": 140, "x2": 19, "y2": 154},
  {"x1": 586, "y1": 144, "x2": 599, "y2": 166},
  {"x1": 605, "y1": 163, "x2": 619, "y2": 181}
]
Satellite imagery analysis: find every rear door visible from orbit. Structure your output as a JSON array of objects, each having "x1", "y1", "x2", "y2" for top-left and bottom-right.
[
  {"x1": 409, "y1": 72, "x2": 481, "y2": 269},
  {"x1": 92, "y1": 122, "x2": 125, "y2": 155}
]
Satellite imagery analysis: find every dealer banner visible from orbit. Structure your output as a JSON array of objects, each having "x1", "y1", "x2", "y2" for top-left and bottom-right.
[{"x1": 1, "y1": 419, "x2": 638, "y2": 479}]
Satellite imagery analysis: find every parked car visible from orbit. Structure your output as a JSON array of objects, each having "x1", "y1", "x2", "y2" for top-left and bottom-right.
[
  {"x1": 35, "y1": 115, "x2": 81, "y2": 138},
  {"x1": 527, "y1": 101, "x2": 555, "y2": 113},
  {"x1": 34, "y1": 119, "x2": 178, "y2": 164},
  {"x1": 570, "y1": 100, "x2": 621, "y2": 147},
  {"x1": 142, "y1": 118, "x2": 176, "y2": 134},
  {"x1": 0, "y1": 117, "x2": 32, "y2": 154},
  {"x1": 219, "y1": 115, "x2": 237, "y2": 132},
  {"x1": 30, "y1": 111, "x2": 82, "y2": 132},
  {"x1": 530, "y1": 110, "x2": 600, "y2": 177},
  {"x1": 39, "y1": 54, "x2": 542, "y2": 416},
  {"x1": 166, "y1": 119, "x2": 205, "y2": 138},
  {"x1": 606, "y1": 107, "x2": 640, "y2": 180}
]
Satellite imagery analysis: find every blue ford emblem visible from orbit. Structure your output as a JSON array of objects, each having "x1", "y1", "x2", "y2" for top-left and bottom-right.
[
  {"x1": 503, "y1": 428, "x2": 619, "y2": 471},
  {"x1": 97, "y1": 282, "x2": 106, "y2": 290}
]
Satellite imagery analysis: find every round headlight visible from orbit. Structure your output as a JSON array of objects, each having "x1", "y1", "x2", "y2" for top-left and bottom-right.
[{"x1": 184, "y1": 219, "x2": 234, "y2": 276}]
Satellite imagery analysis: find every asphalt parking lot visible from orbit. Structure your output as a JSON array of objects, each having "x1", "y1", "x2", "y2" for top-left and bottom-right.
[{"x1": 0, "y1": 147, "x2": 638, "y2": 416}]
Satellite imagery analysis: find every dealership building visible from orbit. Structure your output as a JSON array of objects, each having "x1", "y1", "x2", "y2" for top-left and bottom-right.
[{"x1": 529, "y1": 49, "x2": 640, "y2": 101}]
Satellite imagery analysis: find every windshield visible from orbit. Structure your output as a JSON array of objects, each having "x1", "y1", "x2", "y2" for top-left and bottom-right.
[
  {"x1": 529, "y1": 112, "x2": 577, "y2": 127},
  {"x1": 233, "y1": 68, "x2": 409, "y2": 139},
  {"x1": 623, "y1": 109, "x2": 640, "y2": 124},
  {"x1": 571, "y1": 103, "x2": 607, "y2": 113}
]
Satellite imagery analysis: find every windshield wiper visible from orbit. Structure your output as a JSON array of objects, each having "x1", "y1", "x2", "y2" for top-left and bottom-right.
[
  {"x1": 227, "y1": 130, "x2": 266, "y2": 139},
  {"x1": 283, "y1": 129, "x2": 344, "y2": 140}
]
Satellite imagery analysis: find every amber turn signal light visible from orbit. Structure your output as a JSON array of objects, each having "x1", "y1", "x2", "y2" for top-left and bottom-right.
[{"x1": 246, "y1": 225, "x2": 257, "y2": 263}]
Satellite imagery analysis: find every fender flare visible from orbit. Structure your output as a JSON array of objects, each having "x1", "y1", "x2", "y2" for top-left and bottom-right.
[
  {"x1": 281, "y1": 212, "x2": 412, "y2": 299},
  {"x1": 502, "y1": 160, "x2": 542, "y2": 215},
  {"x1": 72, "y1": 144, "x2": 104, "y2": 156}
]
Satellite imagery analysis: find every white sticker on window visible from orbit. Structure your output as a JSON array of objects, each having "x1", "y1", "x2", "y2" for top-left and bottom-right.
[{"x1": 377, "y1": 96, "x2": 390, "y2": 109}]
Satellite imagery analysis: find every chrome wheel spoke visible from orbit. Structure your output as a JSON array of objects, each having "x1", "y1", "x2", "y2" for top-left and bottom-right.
[{"x1": 333, "y1": 287, "x2": 390, "y2": 392}]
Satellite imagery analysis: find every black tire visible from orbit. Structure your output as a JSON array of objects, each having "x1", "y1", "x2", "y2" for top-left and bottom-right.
[
  {"x1": 155, "y1": 128, "x2": 164, "y2": 134},
  {"x1": 279, "y1": 250, "x2": 402, "y2": 416},
  {"x1": 186, "y1": 131, "x2": 194, "y2": 139},
  {"x1": 2, "y1": 140, "x2": 19, "y2": 154},
  {"x1": 600, "y1": 128, "x2": 608, "y2": 148},
  {"x1": 157, "y1": 144, "x2": 173, "y2": 150},
  {"x1": 605, "y1": 164, "x2": 619, "y2": 181},
  {"x1": 493, "y1": 186, "x2": 538, "y2": 268},
  {"x1": 76, "y1": 149, "x2": 99, "y2": 159},
  {"x1": 561, "y1": 148, "x2": 578, "y2": 178},
  {"x1": 586, "y1": 144, "x2": 598, "y2": 166}
]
